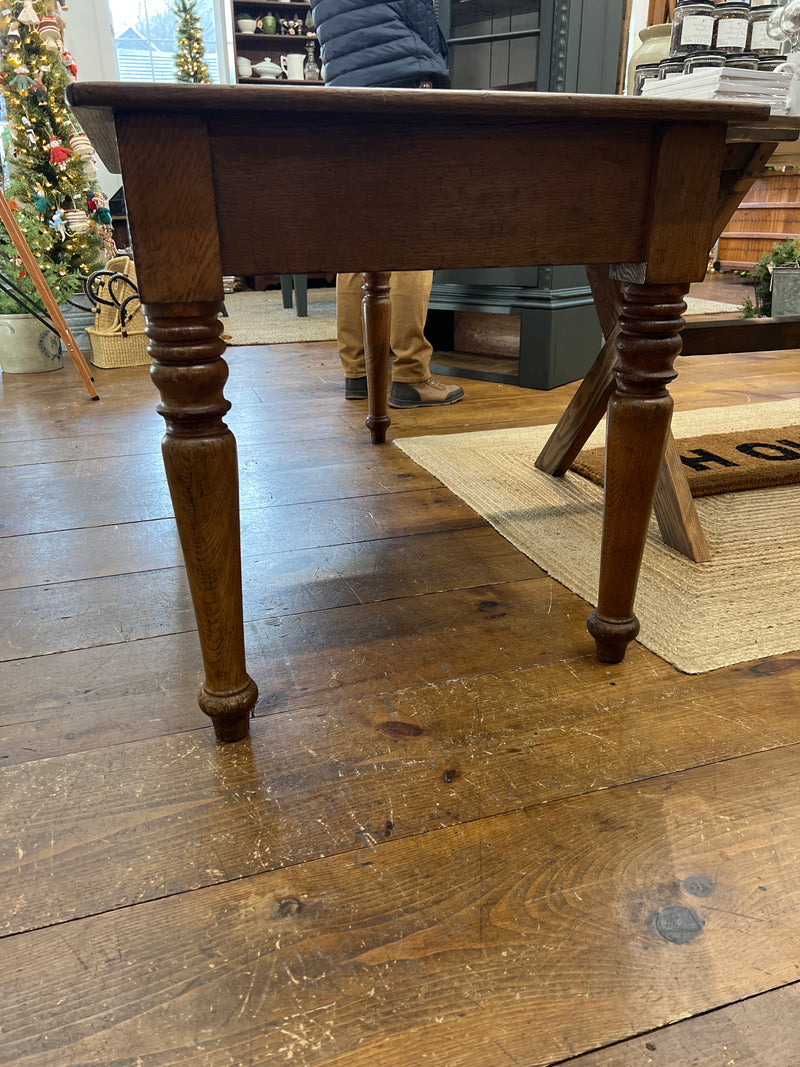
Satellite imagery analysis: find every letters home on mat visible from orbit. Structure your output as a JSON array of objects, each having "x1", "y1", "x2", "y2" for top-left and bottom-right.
[{"x1": 396, "y1": 399, "x2": 800, "y2": 675}]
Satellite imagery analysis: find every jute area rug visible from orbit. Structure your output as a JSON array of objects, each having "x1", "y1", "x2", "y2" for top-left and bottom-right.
[
  {"x1": 221, "y1": 289, "x2": 337, "y2": 346},
  {"x1": 217, "y1": 289, "x2": 734, "y2": 347},
  {"x1": 684, "y1": 296, "x2": 740, "y2": 316},
  {"x1": 395, "y1": 399, "x2": 800, "y2": 674}
]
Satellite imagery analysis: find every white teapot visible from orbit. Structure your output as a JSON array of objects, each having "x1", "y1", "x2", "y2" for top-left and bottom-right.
[{"x1": 253, "y1": 57, "x2": 283, "y2": 79}]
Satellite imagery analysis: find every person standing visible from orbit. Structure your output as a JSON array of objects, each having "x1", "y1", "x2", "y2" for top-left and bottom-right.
[{"x1": 308, "y1": 0, "x2": 465, "y2": 408}]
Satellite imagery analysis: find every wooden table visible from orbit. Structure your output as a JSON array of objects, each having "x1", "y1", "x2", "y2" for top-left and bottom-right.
[{"x1": 68, "y1": 83, "x2": 785, "y2": 743}]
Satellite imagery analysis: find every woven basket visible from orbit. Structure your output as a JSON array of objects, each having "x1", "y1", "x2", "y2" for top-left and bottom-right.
[
  {"x1": 86, "y1": 324, "x2": 149, "y2": 368},
  {"x1": 84, "y1": 255, "x2": 149, "y2": 367}
]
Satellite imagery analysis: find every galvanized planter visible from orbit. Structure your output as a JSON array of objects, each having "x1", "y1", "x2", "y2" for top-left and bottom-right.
[{"x1": 771, "y1": 265, "x2": 800, "y2": 318}]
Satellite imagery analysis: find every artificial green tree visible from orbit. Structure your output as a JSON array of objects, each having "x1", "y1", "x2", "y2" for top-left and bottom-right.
[
  {"x1": 174, "y1": 0, "x2": 211, "y2": 84},
  {"x1": 0, "y1": 0, "x2": 108, "y2": 314}
]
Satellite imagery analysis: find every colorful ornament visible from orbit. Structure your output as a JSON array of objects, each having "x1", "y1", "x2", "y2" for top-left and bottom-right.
[
  {"x1": 90, "y1": 191, "x2": 112, "y2": 225},
  {"x1": 38, "y1": 15, "x2": 61, "y2": 49},
  {"x1": 65, "y1": 208, "x2": 89, "y2": 234},
  {"x1": 69, "y1": 132, "x2": 93, "y2": 160},
  {"x1": 33, "y1": 81, "x2": 47, "y2": 105},
  {"x1": 33, "y1": 187, "x2": 51, "y2": 215},
  {"x1": 20, "y1": 114, "x2": 36, "y2": 145},
  {"x1": 49, "y1": 207, "x2": 67, "y2": 238},
  {"x1": 48, "y1": 136, "x2": 72, "y2": 169},
  {"x1": 17, "y1": 2, "x2": 39, "y2": 25},
  {"x1": 61, "y1": 49, "x2": 78, "y2": 78},
  {"x1": 10, "y1": 65, "x2": 35, "y2": 94}
]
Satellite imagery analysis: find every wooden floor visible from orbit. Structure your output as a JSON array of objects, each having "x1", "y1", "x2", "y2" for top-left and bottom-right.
[{"x1": 3, "y1": 293, "x2": 800, "y2": 1064}]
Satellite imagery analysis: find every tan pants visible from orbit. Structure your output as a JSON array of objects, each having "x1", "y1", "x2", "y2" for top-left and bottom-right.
[{"x1": 336, "y1": 270, "x2": 434, "y2": 383}]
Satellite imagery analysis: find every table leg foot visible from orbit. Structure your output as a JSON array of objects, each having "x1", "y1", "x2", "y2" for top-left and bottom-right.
[
  {"x1": 200, "y1": 678, "x2": 259, "y2": 742},
  {"x1": 587, "y1": 610, "x2": 640, "y2": 663},
  {"x1": 366, "y1": 414, "x2": 390, "y2": 444}
]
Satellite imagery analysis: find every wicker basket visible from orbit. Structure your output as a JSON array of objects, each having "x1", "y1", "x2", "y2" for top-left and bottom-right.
[
  {"x1": 84, "y1": 256, "x2": 150, "y2": 368},
  {"x1": 86, "y1": 323, "x2": 149, "y2": 368}
]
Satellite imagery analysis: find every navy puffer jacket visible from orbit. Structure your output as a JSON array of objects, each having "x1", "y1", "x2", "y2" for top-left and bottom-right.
[{"x1": 308, "y1": 0, "x2": 450, "y2": 88}]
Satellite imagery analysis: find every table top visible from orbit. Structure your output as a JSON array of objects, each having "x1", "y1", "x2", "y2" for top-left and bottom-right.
[{"x1": 70, "y1": 79, "x2": 775, "y2": 122}]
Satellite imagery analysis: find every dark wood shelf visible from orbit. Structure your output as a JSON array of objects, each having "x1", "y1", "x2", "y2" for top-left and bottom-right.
[
  {"x1": 236, "y1": 76, "x2": 320, "y2": 85},
  {"x1": 232, "y1": 0, "x2": 318, "y2": 90},
  {"x1": 234, "y1": 0, "x2": 310, "y2": 9},
  {"x1": 235, "y1": 33, "x2": 316, "y2": 44}
]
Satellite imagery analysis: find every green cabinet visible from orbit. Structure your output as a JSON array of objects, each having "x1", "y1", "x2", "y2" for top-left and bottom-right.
[{"x1": 428, "y1": 0, "x2": 624, "y2": 389}]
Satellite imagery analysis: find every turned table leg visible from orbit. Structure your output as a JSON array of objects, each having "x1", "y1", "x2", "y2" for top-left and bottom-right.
[
  {"x1": 587, "y1": 282, "x2": 688, "y2": 663},
  {"x1": 361, "y1": 271, "x2": 392, "y2": 445},
  {"x1": 147, "y1": 300, "x2": 258, "y2": 742}
]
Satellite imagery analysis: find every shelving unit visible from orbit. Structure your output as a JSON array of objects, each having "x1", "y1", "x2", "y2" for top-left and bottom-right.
[{"x1": 231, "y1": 0, "x2": 321, "y2": 85}]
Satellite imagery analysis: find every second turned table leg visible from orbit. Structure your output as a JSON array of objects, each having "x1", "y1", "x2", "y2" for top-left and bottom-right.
[
  {"x1": 361, "y1": 271, "x2": 392, "y2": 444},
  {"x1": 588, "y1": 281, "x2": 689, "y2": 663}
]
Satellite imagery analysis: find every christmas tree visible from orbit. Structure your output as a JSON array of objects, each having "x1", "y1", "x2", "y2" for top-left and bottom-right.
[
  {"x1": 174, "y1": 0, "x2": 211, "y2": 84},
  {"x1": 0, "y1": 1, "x2": 108, "y2": 315}
]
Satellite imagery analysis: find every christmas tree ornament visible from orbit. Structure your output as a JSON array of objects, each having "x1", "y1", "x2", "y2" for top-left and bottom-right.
[
  {"x1": 20, "y1": 113, "x2": 35, "y2": 144},
  {"x1": 49, "y1": 207, "x2": 66, "y2": 238},
  {"x1": 90, "y1": 192, "x2": 112, "y2": 225},
  {"x1": 7, "y1": 19, "x2": 20, "y2": 40},
  {"x1": 17, "y1": 2, "x2": 39, "y2": 25},
  {"x1": 37, "y1": 15, "x2": 61, "y2": 49},
  {"x1": 60, "y1": 48, "x2": 77, "y2": 78},
  {"x1": 33, "y1": 80, "x2": 46, "y2": 104},
  {"x1": 65, "y1": 208, "x2": 89, "y2": 234},
  {"x1": 48, "y1": 136, "x2": 72, "y2": 169},
  {"x1": 69, "y1": 131, "x2": 93, "y2": 159},
  {"x1": 33, "y1": 191, "x2": 51, "y2": 215},
  {"x1": 10, "y1": 65, "x2": 34, "y2": 94}
]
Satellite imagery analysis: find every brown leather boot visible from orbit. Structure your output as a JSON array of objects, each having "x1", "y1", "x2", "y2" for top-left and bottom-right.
[{"x1": 389, "y1": 377, "x2": 464, "y2": 408}]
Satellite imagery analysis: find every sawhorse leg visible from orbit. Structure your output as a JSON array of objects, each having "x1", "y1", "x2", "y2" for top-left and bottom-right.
[{"x1": 535, "y1": 264, "x2": 710, "y2": 563}]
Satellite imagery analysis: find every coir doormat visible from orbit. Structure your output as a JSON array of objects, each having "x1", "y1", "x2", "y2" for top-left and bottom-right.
[{"x1": 571, "y1": 425, "x2": 800, "y2": 497}]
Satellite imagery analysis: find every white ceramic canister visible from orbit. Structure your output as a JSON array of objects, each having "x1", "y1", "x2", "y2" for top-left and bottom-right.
[
  {"x1": 0, "y1": 313, "x2": 63, "y2": 373},
  {"x1": 626, "y1": 24, "x2": 672, "y2": 95}
]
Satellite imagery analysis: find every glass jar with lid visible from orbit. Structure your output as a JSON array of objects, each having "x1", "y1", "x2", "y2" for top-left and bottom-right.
[
  {"x1": 683, "y1": 49, "x2": 727, "y2": 73},
  {"x1": 749, "y1": 3, "x2": 783, "y2": 55},
  {"x1": 670, "y1": 0, "x2": 716, "y2": 56},
  {"x1": 758, "y1": 53, "x2": 786, "y2": 70},
  {"x1": 726, "y1": 50, "x2": 760, "y2": 68},
  {"x1": 633, "y1": 62, "x2": 661, "y2": 94},
  {"x1": 713, "y1": 2, "x2": 752, "y2": 55},
  {"x1": 659, "y1": 56, "x2": 686, "y2": 79}
]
